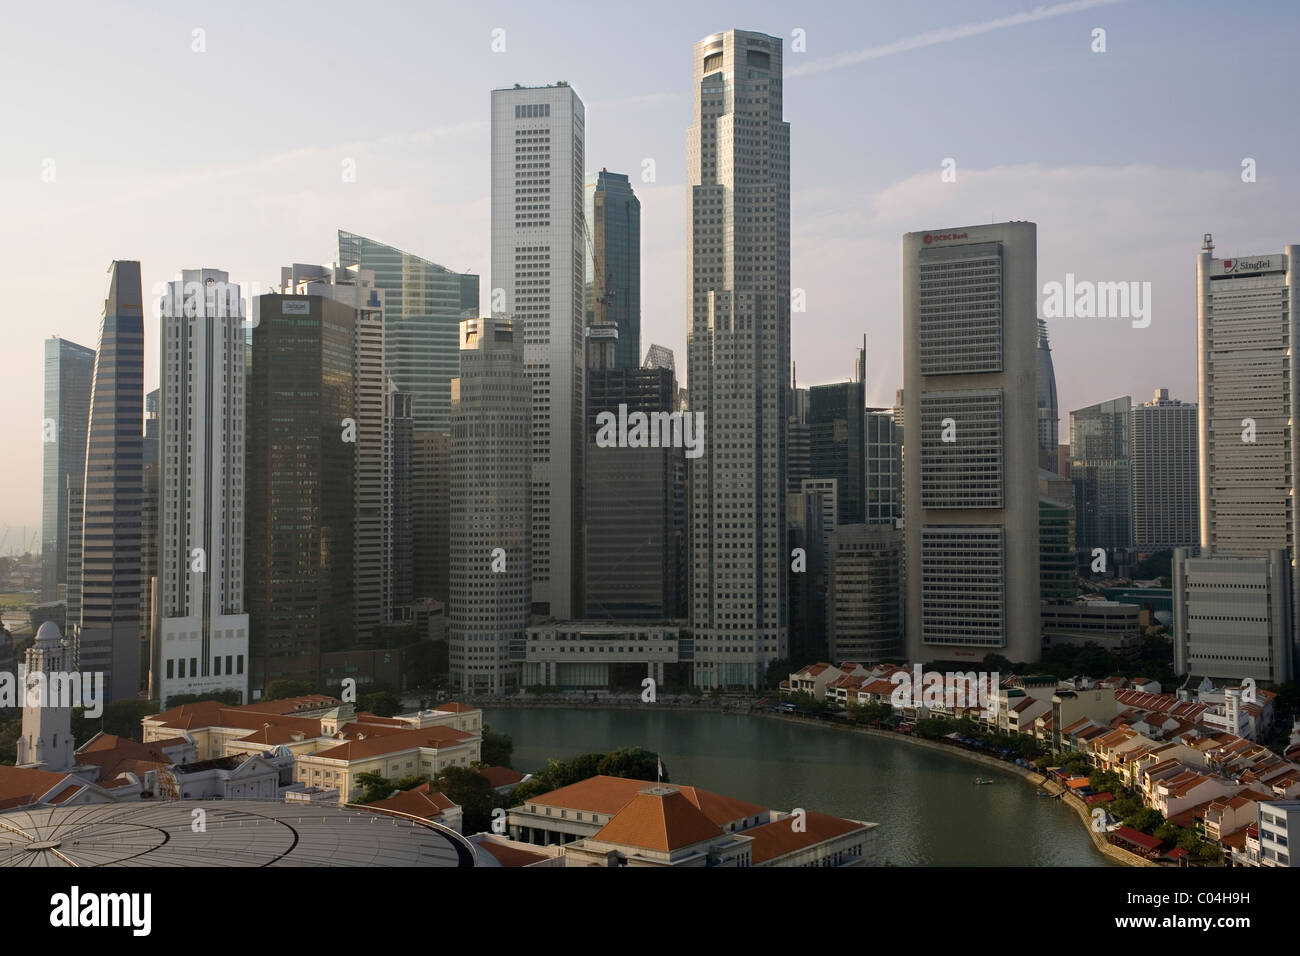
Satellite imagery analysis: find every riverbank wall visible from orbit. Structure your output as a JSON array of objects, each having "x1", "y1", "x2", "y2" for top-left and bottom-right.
[{"x1": 755, "y1": 711, "x2": 1154, "y2": 867}]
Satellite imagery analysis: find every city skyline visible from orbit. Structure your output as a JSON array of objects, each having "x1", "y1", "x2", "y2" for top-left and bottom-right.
[{"x1": 6, "y1": 0, "x2": 1300, "y2": 530}]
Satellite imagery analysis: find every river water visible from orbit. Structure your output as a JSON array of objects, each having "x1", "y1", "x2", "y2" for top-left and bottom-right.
[{"x1": 483, "y1": 707, "x2": 1115, "y2": 866}]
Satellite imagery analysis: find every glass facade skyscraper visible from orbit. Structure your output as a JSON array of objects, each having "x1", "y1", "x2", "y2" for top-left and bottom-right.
[
  {"x1": 337, "y1": 230, "x2": 479, "y2": 434},
  {"x1": 78, "y1": 260, "x2": 145, "y2": 702},
  {"x1": 41, "y1": 336, "x2": 95, "y2": 603},
  {"x1": 585, "y1": 170, "x2": 641, "y2": 370}
]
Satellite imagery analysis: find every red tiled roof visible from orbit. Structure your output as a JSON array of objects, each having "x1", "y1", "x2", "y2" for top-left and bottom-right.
[
  {"x1": 592, "y1": 788, "x2": 723, "y2": 852},
  {"x1": 479, "y1": 766, "x2": 525, "y2": 788},
  {"x1": 367, "y1": 783, "x2": 456, "y2": 821},
  {"x1": 0, "y1": 766, "x2": 75, "y2": 808},
  {"x1": 310, "y1": 725, "x2": 473, "y2": 761},
  {"x1": 1113, "y1": 826, "x2": 1162, "y2": 851},
  {"x1": 477, "y1": 841, "x2": 550, "y2": 867},
  {"x1": 745, "y1": 811, "x2": 868, "y2": 865},
  {"x1": 523, "y1": 775, "x2": 767, "y2": 828}
]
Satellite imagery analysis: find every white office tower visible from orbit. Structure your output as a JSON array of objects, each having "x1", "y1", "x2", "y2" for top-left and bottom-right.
[
  {"x1": 449, "y1": 317, "x2": 531, "y2": 695},
  {"x1": 16, "y1": 621, "x2": 75, "y2": 772},
  {"x1": 1173, "y1": 548, "x2": 1292, "y2": 683},
  {"x1": 1189, "y1": 237, "x2": 1300, "y2": 680},
  {"x1": 157, "y1": 269, "x2": 250, "y2": 707},
  {"x1": 903, "y1": 223, "x2": 1040, "y2": 665},
  {"x1": 491, "y1": 83, "x2": 585, "y2": 620},
  {"x1": 687, "y1": 30, "x2": 790, "y2": 689}
]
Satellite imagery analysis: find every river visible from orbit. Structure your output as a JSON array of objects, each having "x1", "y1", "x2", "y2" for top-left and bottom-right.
[{"x1": 483, "y1": 707, "x2": 1115, "y2": 866}]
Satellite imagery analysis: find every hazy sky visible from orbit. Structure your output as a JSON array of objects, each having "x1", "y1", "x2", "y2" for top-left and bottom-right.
[{"x1": 2, "y1": 0, "x2": 1298, "y2": 535}]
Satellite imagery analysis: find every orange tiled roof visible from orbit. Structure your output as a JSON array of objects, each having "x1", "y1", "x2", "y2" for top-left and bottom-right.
[
  {"x1": 525, "y1": 775, "x2": 766, "y2": 826},
  {"x1": 745, "y1": 811, "x2": 868, "y2": 865},
  {"x1": 368, "y1": 783, "x2": 456, "y2": 820},
  {"x1": 477, "y1": 841, "x2": 549, "y2": 867},
  {"x1": 479, "y1": 766, "x2": 525, "y2": 788},
  {"x1": 310, "y1": 724, "x2": 473, "y2": 762},
  {"x1": 592, "y1": 787, "x2": 723, "y2": 852},
  {"x1": 0, "y1": 766, "x2": 74, "y2": 808}
]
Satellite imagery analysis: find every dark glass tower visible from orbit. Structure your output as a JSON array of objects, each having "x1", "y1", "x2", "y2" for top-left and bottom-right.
[
  {"x1": 584, "y1": 361, "x2": 685, "y2": 621},
  {"x1": 246, "y1": 293, "x2": 357, "y2": 687},
  {"x1": 808, "y1": 377, "x2": 866, "y2": 526},
  {"x1": 585, "y1": 170, "x2": 641, "y2": 370},
  {"x1": 77, "y1": 260, "x2": 145, "y2": 702},
  {"x1": 41, "y1": 337, "x2": 95, "y2": 602}
]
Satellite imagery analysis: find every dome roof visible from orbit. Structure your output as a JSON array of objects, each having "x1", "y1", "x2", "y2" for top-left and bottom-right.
[{"x1": 34, "y1": 620, "x2": 63, "y2": 648}]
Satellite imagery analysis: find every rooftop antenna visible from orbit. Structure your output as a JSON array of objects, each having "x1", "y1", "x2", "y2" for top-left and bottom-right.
[{"x1": 1202, "y1": 232, "x2": 1214, "y2": 255}]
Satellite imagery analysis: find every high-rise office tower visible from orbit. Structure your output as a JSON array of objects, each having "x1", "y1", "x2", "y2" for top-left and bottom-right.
[
  {"x1": 1036, "y1": 319, "x2": 1059, "y2": 472},
  {"x1": 41, "y1": 336, "x2": 94, "y2": 603},
  {"x1": 865, "y1": 409, "x2": 902, "y2": 526},
  {"x1": 449, "y1": 317, "x2": 531, "y2": 694},
  {"x1": 827, "y1": 524, "x2": 903, "y2": 663},
  {"x1": 77, "y1": 260, "x2": 145, "y2": 702},
  {"x1": 903, "y1": 222, "x2": 1040, "y2": 665},
  {"x1": 808, "y1": 345, "x2": 866, "y2": 525},
  {"x1": 787, "y1": 380, "x2": 810, "y2": 496},
  {"x1": 1131, "y1": 388, "x2": 1198, "y2": 551},
  {"x1": 156, "y1": 269, "x2": 249, "y2": 708},
  {"x1": 585, "y1": 352, "x2": 685, "y2": 621},
  {"x1": 687, "y1": 29, "x2": 790, "y2": 688},
  {"x1": 1197, "y1": 240, "x2": 1300, "y2": 559},
  {"x1": 140, "y1": 388, "x2": 160, "y2": 686},
  {"x1": 247, "y1": 285, "x2": 357, "y2": 688},
  {"x1": 1039, "y1": 468, "x2": 1077, "y2": 604},
  {"x1": 1070, "y1": 396, "x2": 1132, "y2": 553},
  {"x1": 411, "y1": 430, "x2": 451, "y2": 605},
  {"x1": 336, "y1": 231, "x2": 478, "y2": 434},
  {"x1": 585, "y1": 169, "x2": 641, "y2": 370},
  {"x1": 1192, "y1": 237, "x2": 1300, "y2": 680},
  {"x1": 492, "y1": 83, "x2": 586, "y2": 620},
  {"x1": 388, "y1": 384, "x2": 414, "y2": 617}
]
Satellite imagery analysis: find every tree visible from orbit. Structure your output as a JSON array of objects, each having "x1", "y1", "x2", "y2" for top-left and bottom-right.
[
  {"x1": 354, "y1": 771, "x2": 398, "y2": 804},
  {"x1": 1124, "y1": 807, "x2": 1165, "y2": 835},
  {"x1": 764, "y1": 659, "x2": 791, "y2": 690},
  {"x1": 71, "y1": 700, "x2": 160, "y2": 744},
  {"x1": 481, "y1": 725, "x2": 513, "y2": 768},
  {"x1": 357, "y1": 689, "x2": 402, "y2": 717},
  {"x1": 262, "y1": 679, "x2": 318, "y2": 701},
  {"x1": 597, "y1": 747, "x2": 663, "y2": 782},
  {"x1": 433, "y1": 764, "x2": 506, "y2": 835}
]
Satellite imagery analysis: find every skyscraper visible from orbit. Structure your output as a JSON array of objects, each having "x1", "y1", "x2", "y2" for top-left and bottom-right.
[
  {"x1": 903, "y1": 222, "x2": 1040, "y2": 665},
  {"x1": 156, "y1": 269, "x2": 249, "y2": 707},
  {"x1": 1070, "y1": 396, "x2": 1133, "y2": 554},
  {"x1": 411, "y1": 430, "x2": 451, "y2": 605},
  {"x1": 1131, "y1": 388, "x2": 1198, "y2": 551},
  {"x1": 77, "y1": 261, "x2": 145, "y2": 702},
  {"x1": 492, "y1": 83, "x2": 586, "y2": 620},
  {"x1": 809, "y1": 365, "x2": 866, "y2": 525},
  {"x1": 449, "y1": 317, "x2": 531, "y2": 695},
  {"x1": 1191, "y1": 237, "x2": 1300, "y2": 680},
  {"x1": 827, "y1": 524, "x2": 903, "y2": 663},
  {"x1": 246, "y1": 285, "x2": 359, "y2": 688},
  {"x1": 41, "y1": 337, "x2": 94, "y2": 603},
  {"x1": 585, "y1": 170, "x2": 641, "y2": 370},
  {"x1": 1036, "y1": 319, "x2": 1059, "y2": 472},
  {"x1": 687, "y1": 30, "x2": 790, "y2": 689},
  {"x1": 865, "y1": 409, "x2": 902, "y2": 526},
  {"x1": 336, "y1": 230, "x2": 478, "y2": 434},
  {"x1": 1196, "y1": 240, "x2": 1300, "y2": 559}
]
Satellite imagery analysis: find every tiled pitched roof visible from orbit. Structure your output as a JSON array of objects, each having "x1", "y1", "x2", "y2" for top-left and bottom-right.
[
  {"x1": 525, "y1": 775, "x2": 767, "y2": 826},
  {"x1": 745, "y1": 811, "x2": 868, "y2": 864},
  {"x1": 310, "y1": 725, "x2": 473, "y2": 761},
  {"x1": 592, "y1": 787, "x2": 724, "y2": 852},
  {"x1": 367, "y1": 783, "x2": 456, "y2": 820}
]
